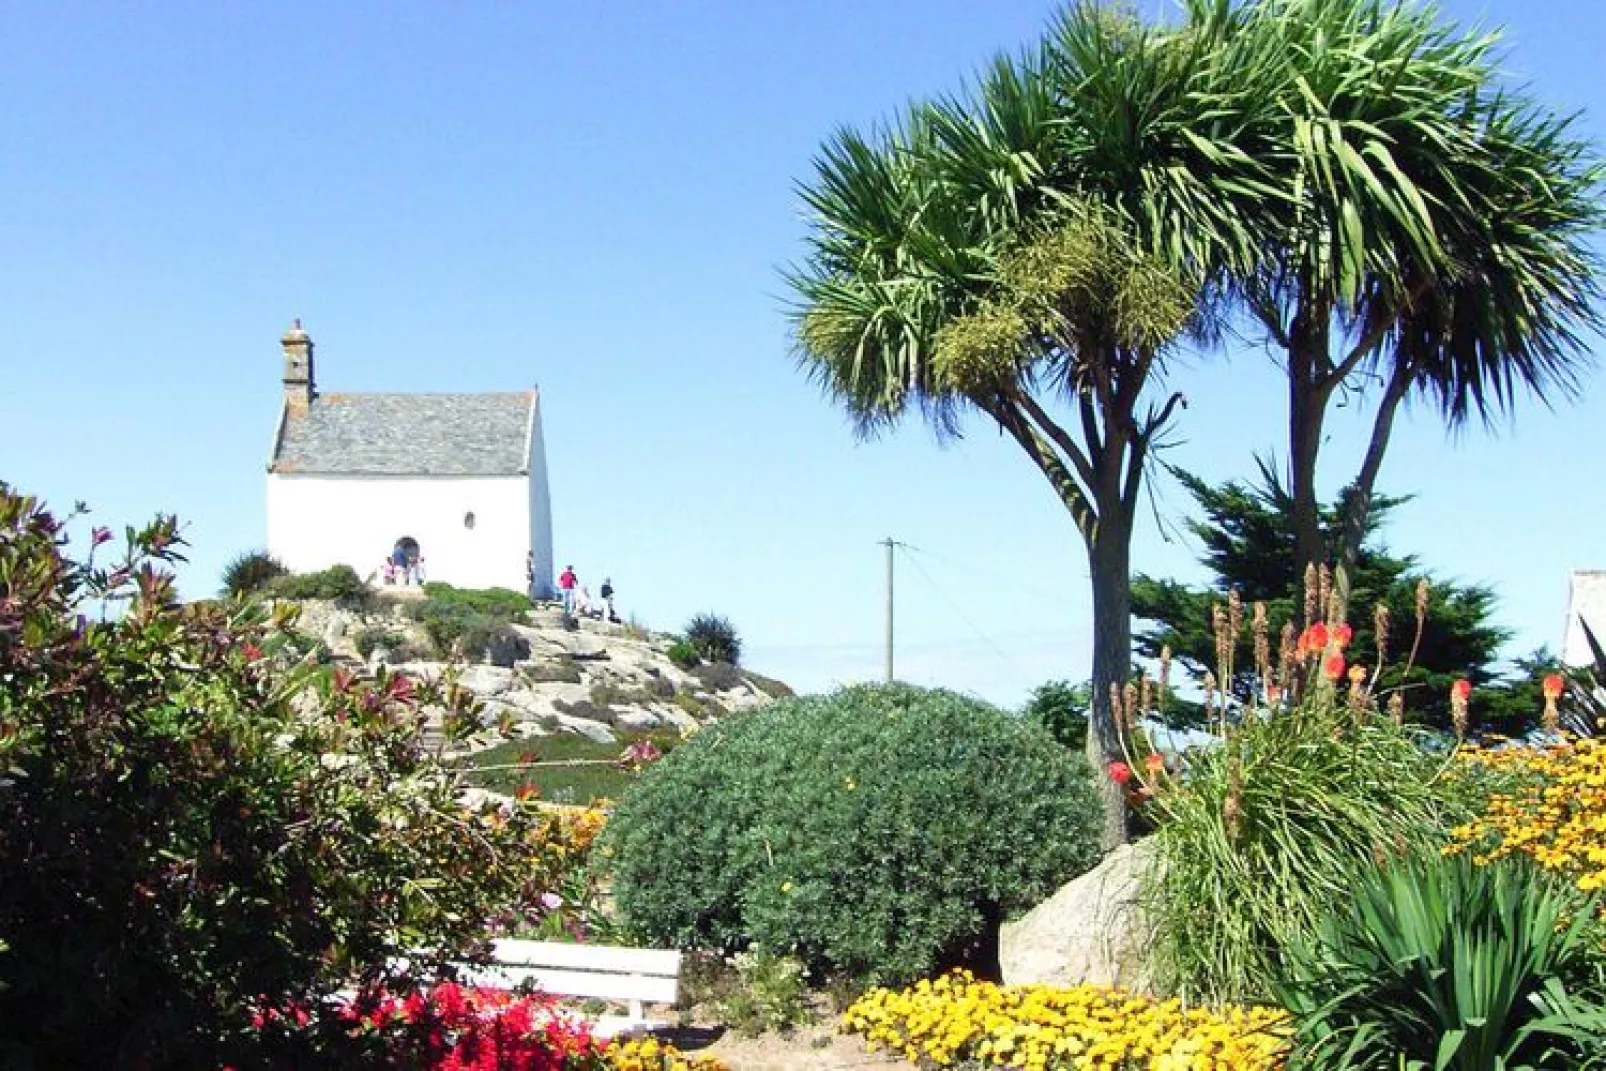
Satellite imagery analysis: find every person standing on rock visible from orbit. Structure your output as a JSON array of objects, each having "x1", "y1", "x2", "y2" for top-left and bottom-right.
[
  {"x1": 558, "y1": 565, "x2": 578, "y2": 613},
  {"x1": 600, "y1": 577, "x2": 617, "y2": 623}
]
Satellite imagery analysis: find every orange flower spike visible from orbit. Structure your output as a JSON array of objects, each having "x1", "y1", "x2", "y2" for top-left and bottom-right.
[
  {"x1": 1332, "y1": 622, "x2": 1353, "y2": 649},
  {"x1": 1145, "y1": 752, "x2": 1165, "y2": 775},
  {"x1": 1452, "y1": 679, "x2": 1472, "y2": 703},
  {"x1": 1347, "y1": 664, "x2": 1366, "y2": 684},
  {"x1": 1323, "y1": 652, "x2": 1345, "y2": 681},
  {"x1": 1543, "y1": 673, "x2": 1565, "y2": 701},
  {"x1": 1305, "y1": 621, "x2": 1330, "y2": 652}
]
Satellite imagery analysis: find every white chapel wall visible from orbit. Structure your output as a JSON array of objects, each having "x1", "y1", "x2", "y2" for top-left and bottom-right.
[
  {"x1": 268, "y1": 474, "x2": 531, "y2": 592},
  {"x1": 525, "y1": 394, "x2": 555, "y2": 599},
  {"x1": 1563, "y1": 570, "x2": 1606, "y2": 666}
]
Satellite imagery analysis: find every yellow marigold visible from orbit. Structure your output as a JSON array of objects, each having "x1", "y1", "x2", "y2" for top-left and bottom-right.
[{"x1": 842, "y1": 972, "x2": 1288, "y2": 1070}]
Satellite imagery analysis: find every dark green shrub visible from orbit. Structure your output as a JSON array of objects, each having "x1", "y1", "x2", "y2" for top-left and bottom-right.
[
  {"x1": 666, "y1": 639, "x2": 700, "y2": 669},
  {"x1": 420, "y1": 582, "x2": 532, "y2": 619},
  {"x1": 601, "y1": 683, "x2": 1102, "y2": 986},
  {"x1": 523, "y1": 658, "x2": 583, "y2": 685},
  {"x1": 353, "y1": 626, "x2": 408, "y2": 660},
  {"x1": 221, "y1": 549, "x2": 288, "y2": 596},
  {"x1": 1272, "y1": 853, "x2": 1606, "y2": 1068},
  {"x1": 684, "y1": 613, "x2": 741, "y2": 665},
  {"x1": 692, "y1": 661, "x2": 744, "y2": 693},
  {"x1": 459, "y1": 620, "x2": 530, "y2": 668},
  {"x1": 269, "y1": 563, "x2": 367, "y2": 604},
  {"x1": 0, "y1": 487, "x2": 566, "y2": 1067},
  {"x1": 1023, "y1": 679, "x2": 1089, "y2": 752}
]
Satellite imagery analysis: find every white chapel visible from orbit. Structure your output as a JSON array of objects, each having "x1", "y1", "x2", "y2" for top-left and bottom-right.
[{"x1": 265, "y1": 321, "x2": 555, "y2": 597}]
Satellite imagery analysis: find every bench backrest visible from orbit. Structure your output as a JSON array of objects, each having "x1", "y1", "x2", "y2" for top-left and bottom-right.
[{"x1": 456, "y1": 939, "x2": 681, "y2": 1010}]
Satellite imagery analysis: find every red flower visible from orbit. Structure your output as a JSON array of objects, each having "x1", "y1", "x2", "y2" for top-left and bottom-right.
[
  {"x1": 241, "y1": 642, "x2": 263, "y2": 662},
  {"x1": 1305, "y1": 622, "x2": 1330, "y2": 650},
  {"x1": 1332, "y1": 622, "x2": 1353, "y2": 648},
  {"x1": 1109, "y1": 761, "x2": 1132, "y2": 785},
  {"x1": 1323, "y1": 652, "x2": 1345, "y2": 681},
  {"x1": 1543, "y1": 673, "x2": 1565, "y2": 701},
  {"x1": 1451, "y1": 678, "x2": 1472, "y2": 703}
]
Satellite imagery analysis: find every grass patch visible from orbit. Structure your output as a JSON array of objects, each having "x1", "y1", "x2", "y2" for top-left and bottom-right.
[
  {"x1": 741, "y1": 670, "x2": 794, "y2": 700},
  {"x1": 458, "y1": 730, "x2": 681, "y2": 806}
]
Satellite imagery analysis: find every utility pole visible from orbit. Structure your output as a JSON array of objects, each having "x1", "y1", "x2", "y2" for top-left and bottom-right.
[{"x1": 882, "y1": 537, "x2": 895, "y2": 682}]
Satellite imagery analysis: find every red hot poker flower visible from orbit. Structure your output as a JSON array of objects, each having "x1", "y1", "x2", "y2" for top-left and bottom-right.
[
  {"x1": 1323, "y1": 652, "x2": 1346, "y2": 681},
  {"x1": 1145, "y1": 752, "x2": 1165, "y2": 774},
  {"x1": 1451, "y1": 678, "x2": 1472, "y2": 703},
  {"x1": 1332, "y1": 623, "x2": 1353, "y2": 649},
  {"x1": 1543, "y1": 673, "x2": 1565, "y2": 701},
  {"x1": 1108, "y1": 761, "x2": 1133, "y2": 785},
  {"x1": 1347, "y1": 664, "x2": 1366, "y2": 684}
]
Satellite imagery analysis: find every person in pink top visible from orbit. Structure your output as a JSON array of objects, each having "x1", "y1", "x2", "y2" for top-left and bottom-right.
[{"x1": 558, "y1": 565, "x2": 578, "y2": 613}]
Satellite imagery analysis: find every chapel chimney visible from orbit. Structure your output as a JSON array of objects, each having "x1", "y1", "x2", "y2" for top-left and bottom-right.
[{"x1": 281, "y1": 318, "x2": 315, "y2": 407}]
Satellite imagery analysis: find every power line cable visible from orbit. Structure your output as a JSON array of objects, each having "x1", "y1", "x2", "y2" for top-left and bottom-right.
[{"x1": 896, "y1": 544, "x2": 1023, "y2": 671}]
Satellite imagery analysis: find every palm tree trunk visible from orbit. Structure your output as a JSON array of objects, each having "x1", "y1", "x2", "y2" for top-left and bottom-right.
[
  {"x1": 1334, "y1": 360, "x2": 1412, "y2": 615},
  {"x1": 1288, "y1": 349, "x2": 1327, "y2": 622},
  {"x1": 1086, "y1": 513, "x2": 1133, "y2": 851}
]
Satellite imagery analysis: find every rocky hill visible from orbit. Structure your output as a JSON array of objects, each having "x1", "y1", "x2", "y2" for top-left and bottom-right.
[{"x1": 285, "y1": 596, "x2": 791, "y2": 755}]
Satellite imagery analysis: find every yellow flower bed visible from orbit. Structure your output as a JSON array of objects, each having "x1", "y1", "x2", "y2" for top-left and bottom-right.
[
  {"x1": 1447, "y1": 738, "x2": 1606, "y2": 892},
  {"x1": 842, "y1": 971, "x2": 1288, "y2": 1070},
  {"x1": 607, "y1": 1035, "x2": 726, "y2": 1070}
]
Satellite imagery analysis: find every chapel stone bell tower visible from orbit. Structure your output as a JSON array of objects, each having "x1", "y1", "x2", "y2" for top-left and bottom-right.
[{"x1": 281, "y1": 318, "x2": 315, "y2": 408}]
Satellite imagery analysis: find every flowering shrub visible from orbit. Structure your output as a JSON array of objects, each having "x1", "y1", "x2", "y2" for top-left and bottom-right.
[
  {"x1": 255, "y1": 984, "x2": 728, "y2": 1070},
  {"x1": 0, "y1": 486, "x2": 599, "y2": 1067},
  {"x1": 335, "y1": 983, "x2": 612, "y2": 1069},
  {"x1": 1448, "y1": 737, "x2": 1606, "y2": 892},
  {"x1": 1132, "y1": 582, "x2": 1475, "y2": 1002},
  {"x1": 841, "y1": 970, "x2": 1288, "y2": 1069}
]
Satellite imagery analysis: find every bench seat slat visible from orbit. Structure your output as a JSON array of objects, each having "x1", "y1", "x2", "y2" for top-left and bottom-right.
[
  {"x1": 490, "y1": 939, "x2": 681, "y2": 978},
  {"x1": 457, "y1": 963, "x2": 679, "y2": 1005}
]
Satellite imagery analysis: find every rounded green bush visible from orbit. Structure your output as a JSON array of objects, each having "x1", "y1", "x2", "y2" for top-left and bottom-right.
[
  {"x1": 220, "y1": 549, "x2": 288, "y2": 596},
  {"x1": 600, "y1": 683, "x2": 1103, "y2": 986}
]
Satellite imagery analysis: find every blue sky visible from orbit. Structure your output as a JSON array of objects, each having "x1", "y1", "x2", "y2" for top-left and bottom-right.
[{"x1": 2, "y1": 1, "x2": 1600, "y2": 706}]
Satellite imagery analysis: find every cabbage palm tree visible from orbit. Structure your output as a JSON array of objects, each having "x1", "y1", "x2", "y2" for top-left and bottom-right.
[
  {"x1": 788, "y1": 10, "x2": 1269, "y2": 848},
  {"x1": 1211, "y1": 0, "x2": 1603, "y2": 602}
]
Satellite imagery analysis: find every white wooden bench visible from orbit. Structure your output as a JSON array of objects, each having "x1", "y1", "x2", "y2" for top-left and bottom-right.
[{"x1": 455, "y1": 939, "x2": 682, "y2": 1039}]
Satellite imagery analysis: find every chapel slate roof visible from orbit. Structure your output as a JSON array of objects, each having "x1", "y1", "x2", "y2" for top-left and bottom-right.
[{"x1": 270, "y1": 392, "x2": 535, "y2": 476}]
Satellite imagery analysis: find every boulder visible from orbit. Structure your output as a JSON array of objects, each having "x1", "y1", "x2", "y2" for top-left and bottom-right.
[
  {"x1": 613, "y1": 708, "x2": 662, "y2": 731},
  {"x1": 456, "y1": 665, "x2": 515, "y2": 696},
  {"x1": 553, "y1": 713, "x2": 616, "y2": 745},
  {"x1": 999, "y1": 840, "x2": 1154, "y2": 991}
]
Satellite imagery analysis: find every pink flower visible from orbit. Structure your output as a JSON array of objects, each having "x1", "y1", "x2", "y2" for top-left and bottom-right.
[
  {"x1": 540, "y1": 891, "x2": 564, "y2": 911},
  {"x1": 90, "y1": 526, "x2": 112, "y2": 547},
  {"x1": 1109, "y1": 761, "x2": 1132, "y2": 785}
]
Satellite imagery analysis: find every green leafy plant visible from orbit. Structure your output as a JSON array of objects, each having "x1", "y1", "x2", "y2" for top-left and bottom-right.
[
  {"x1": 1143, "y1": 698, "x2": 1468, "y2": 1004},
  {"x1": 666, "y1": 639, "x2": 700, "y2": 669},
  {"x1": 683, "y1": 613, "x2": 741, "y2": 666},
  {"x1": 601, "y1": 683, "x2": 1102, "y2": 987},
  {"x1": 715, "y1": 947, "x2": 814, "y2": 1038},
  {"x1": 220, "y1": 549, "x2": 288, "y2": 596},
  {"x1": 1023, "y1": 679, "x2": 1089, "y2": 751},
  {"x1": 268, "y1": 563, "x2": 368, "y2": 604},
  {"x1": 419, "y1": 581, "x2": 532, "y2": 618},
  {"x1": 1272, "y1": 853, "x2": 1606, "y2": 1069},
  {"x1": 352, "y1": 626, "x2": 408, "y2": 660},
  {"x1": 0, "y1": 485, "x2": 577, "y2": 1067}
]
